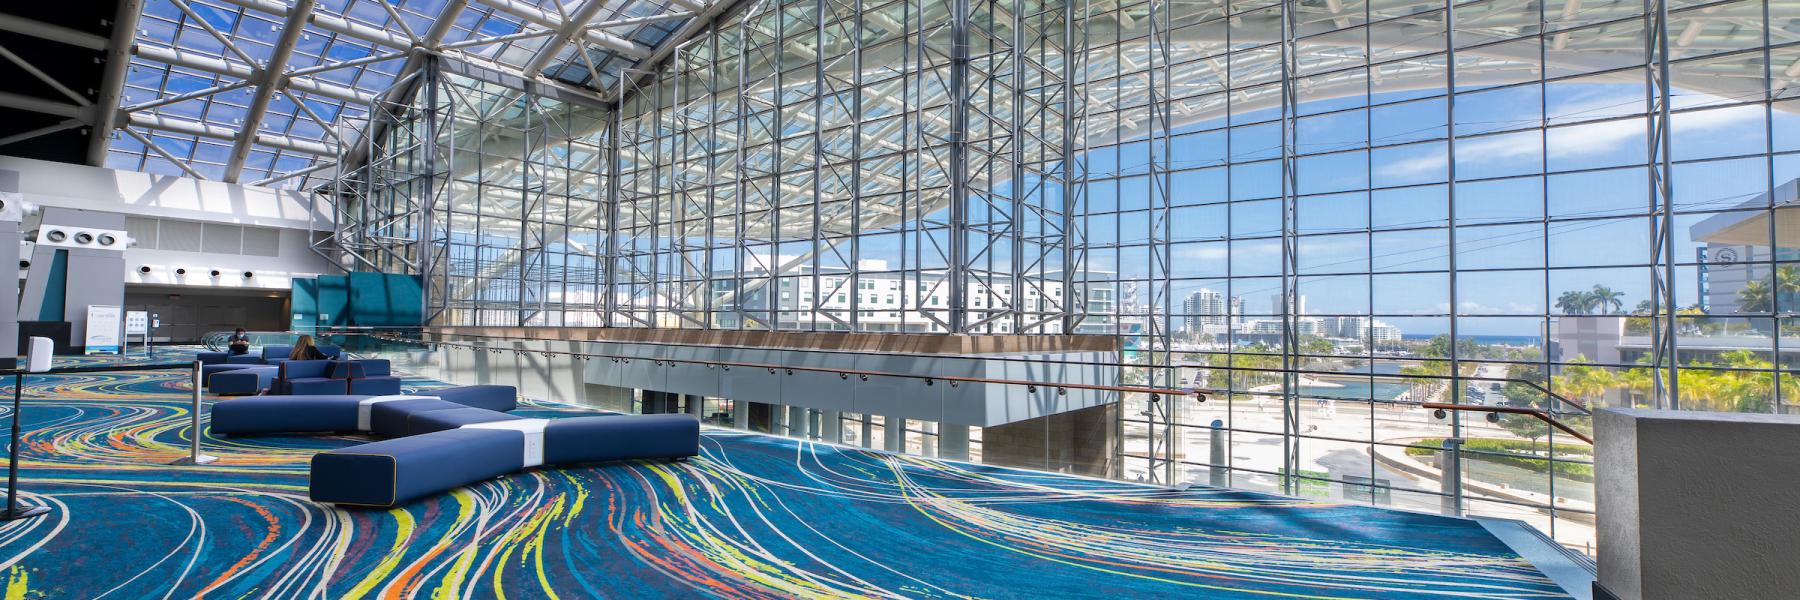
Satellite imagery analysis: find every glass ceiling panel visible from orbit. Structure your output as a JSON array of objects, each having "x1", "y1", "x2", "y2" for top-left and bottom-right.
[{"x1": 108, "y1": 0, "x2": 705, "y2": 189}]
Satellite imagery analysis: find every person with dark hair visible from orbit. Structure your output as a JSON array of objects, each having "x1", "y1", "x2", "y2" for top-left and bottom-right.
[
  {"x1": 227, "y1": 328, "x2": 251, "y2": 356},
  {"x1": 289, "y1": 335, "x2": 327, "y2": 361}
]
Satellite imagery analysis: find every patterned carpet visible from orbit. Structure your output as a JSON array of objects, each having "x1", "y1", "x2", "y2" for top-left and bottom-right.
[{"x1": 0, "y1": 350, "x2": 1571, "y2": 598}]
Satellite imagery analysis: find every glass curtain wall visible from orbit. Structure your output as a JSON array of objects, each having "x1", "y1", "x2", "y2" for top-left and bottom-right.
[
  {"x1": 1082, "y1": 0, "x2": 1800, "y2": 553},
  {"x1": 337, "y1": 67, "x2": 610, "y2": 327},
  {"x1": 611, "y1": 0, "x2": 1079, "y2": 334},
  {"x1": 332, "y1": 0, "x2": 1800, "y2": 556}
]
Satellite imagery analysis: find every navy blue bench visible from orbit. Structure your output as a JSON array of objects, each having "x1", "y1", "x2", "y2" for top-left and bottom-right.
[
  {"x1": 213, "y1": 383, "x2": 518, "y2": 434},
  {"x1": 310, "y1": 414, "x2": 699, "y2": 506},
  {"x1": 310, "y1": 428, "x2": 525, "y2": 507},
  {"x1": 207, "y1": 384, "x2": 698, "y2": 508},
  {"x1": 207, "y1": 365, "x2": 278, "y2": 395}
]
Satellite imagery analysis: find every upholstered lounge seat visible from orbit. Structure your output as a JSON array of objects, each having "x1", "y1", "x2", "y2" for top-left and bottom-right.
[
  {"x1": 424, "y1": 384, "x2": 517, "y2": 412},
  {"x1": 365, "y1": 397, "x2": 474, "y2": 438},
  {"x1": 311, "y1": 428, "x2": 525, "y2": 506},
  {"x1": 402, "y1": 406, "x2": 522, "y2": 436},
  {"x1": 201, "y1": 362, "x2": 257, "y2": 380},
  {"x1": 543, "y1": 414, "x2": 700, "y2": 464},
  {"x1": 207, "y1": 382, "x2": 699, "y2": 509},
  {"x1": 337, "y1": 360, "x2": 402, "y2": 396},
  {"x1": 274, "y1": 360, "x2": 348, "y2": 395},
  {"x1": 208, "y1": 387, "x2": 517, "y2": 436},
  {"x1": 309, "y1": 412, "x2": 701, "y2": 507},
  {"x1": 210, "y1": 395, "x2": 365, "y2": 435},
  {"x1": 207, "y1": 365, "x2": 277, "y2": 395}
]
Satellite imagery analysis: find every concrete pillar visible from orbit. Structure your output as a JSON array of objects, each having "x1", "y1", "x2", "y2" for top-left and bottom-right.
[
  {"x1": 860, "y1": 415, "x2": 874, "y2": 448},
  {"x1": 747, "y1": 402, "x2": 775, "y2": 433},
  {"x1": 979, "y1": 403, "x2": 1117, "y2": 476},
  {"x1": 0, "y1": 219, "x2": 16, "y2": 369},
  {"x1": 581, "y1": 383, "x2": 634, "y2": 413},
  {"x1": 643, "y1": 391, "x2": 680, "y2": 414},
  {"x1": 787, "y1": 405, "x2": 809, "y2": 439},
  {"x1": 1209, "y1": 419, "x2": 1226, "y2": 487},
  {"x1": 686, "y1": 394, "x2": 706, "y2": 418},
  {"x1": 920, "y1": 421, "x2": 938, "y2": 458},
  {"x1": 938, "y1": 424, "x2": 970, "y2": 460},
  {"x1": 1596, "y1": 409, "x2": 1800, "y2": 600},
  {"x1": 883, "y1": 415, "x2": 905, "y2": 452},
  {"x1": 819, "y1": 410, "x2": 841, "y2": 443},
  {"x1": 731, "y1": 399, "x2": 749, "y2": 430}
]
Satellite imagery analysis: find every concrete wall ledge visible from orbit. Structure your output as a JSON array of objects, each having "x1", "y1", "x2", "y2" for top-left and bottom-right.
[{"x1": 1597, "y1": 408, "x2": 1800, "y2": 600}]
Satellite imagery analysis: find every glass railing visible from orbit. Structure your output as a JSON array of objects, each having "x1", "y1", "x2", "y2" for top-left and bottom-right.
[
  {"x1": 199, "y1": 331, "x2": 300, "y2": 353},
  {"x1": 333, "y1": 329, "x2": 1598, "y2": 558}
]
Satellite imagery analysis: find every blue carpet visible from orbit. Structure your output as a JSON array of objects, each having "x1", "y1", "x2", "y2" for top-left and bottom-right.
[{"x1": 0, "y1": 350, "x2": 1569, "y2": 598}]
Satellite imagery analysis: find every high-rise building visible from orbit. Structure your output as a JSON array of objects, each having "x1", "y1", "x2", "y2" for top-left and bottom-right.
[{"x1": 1182, "y1": 289, "x2": 1227, "y2": 332}]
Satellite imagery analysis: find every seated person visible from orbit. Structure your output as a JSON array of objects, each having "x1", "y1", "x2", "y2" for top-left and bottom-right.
[
  {"x1": 227, "y1": 328, "x2": 251, "y2": 356},
  {"x1": 289, "y1": 335, "x2": 329, "y2": 361}
]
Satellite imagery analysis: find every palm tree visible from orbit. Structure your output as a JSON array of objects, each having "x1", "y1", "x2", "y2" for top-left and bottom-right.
[
  {"x1": 1776, "y1": 265, "x2": 1800, "y2": 311},
  {"x1": 1555, "y1": 290, "x2": 1590, "y2": 315},
  {"x1": 1738, "y1": 279, "x2": 1773, "y2": 313},
  {"x1": 1589, "y1": 285, "x2": 1625, "y2": 315}
]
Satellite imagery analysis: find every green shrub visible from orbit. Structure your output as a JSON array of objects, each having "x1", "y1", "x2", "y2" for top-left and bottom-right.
[{"x1": 1402, "y1": 438, "x2": 1593, "y2": 482}]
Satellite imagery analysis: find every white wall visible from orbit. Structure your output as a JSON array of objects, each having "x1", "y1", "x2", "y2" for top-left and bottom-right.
[
  {"x1": 0, "y1": 156, "x2": 335, "y2": 292},
  {"x1": 123, "y1": 229, "x2": 326, "y2": 291},
  {"x1": 0, "y1": 156, "x2": 323, "y2": 229}
]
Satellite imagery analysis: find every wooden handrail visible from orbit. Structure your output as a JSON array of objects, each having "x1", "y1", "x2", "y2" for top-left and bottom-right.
[
  {"x1": 358, "y1": 328, "x2": 1595, "y2": 416},
  {"x1": 1423, "y1": 402, "x2": 1593, "y2": 444}
]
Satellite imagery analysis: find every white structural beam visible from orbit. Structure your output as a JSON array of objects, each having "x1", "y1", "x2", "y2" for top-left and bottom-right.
[
  {"x1": 121, "y1": 127, "x2": 207, "y2": 179},
  {"x1": 0, "y1": 119, "x2": 85, "y2": 148},
  {"x1": 128, "y1": 113, "x2": 335, "y2": 156},
  {"x1": 129, "y1": 112, "x2": 237, "y2": 140},
  {"x1": 482, "y1": 0, "x2": 651, "y2": 59},
  {"x1": 0, "y1": 12, "x2": 107, "y2": 51},
  {"x1": 523, "y1": 0, "x2": 614, "y2": 77},
  {"x1": 0, "y1": 91, "x2": 85, "y2": 119},
  {"x1": 595, "y1": 12, "x2": 695, "y2": 29},
  {"x1": 213, "y1": 0, "x2": 413, "y2": 50},
  {"x1": 252, "y1": 161, "x2": 336, "y2": 186},
  {"x1": 618, "y1": 0, "x2": 740, "y2": 100},
  {"x1": 224, "y1": 0, "x2": 317, "y2": 182},
  {"x1": 131, "y1": 44, "x2": 374, "y2": 105},
  {"x1": 134, "y1": 44, "x2": 254, "y2": 78},
  {"x1": 0, "y1": 44, "x2": 91, "y2": 108},
  {"x1": 90, "y1": 0, "x2": 145, "y2": 165}
]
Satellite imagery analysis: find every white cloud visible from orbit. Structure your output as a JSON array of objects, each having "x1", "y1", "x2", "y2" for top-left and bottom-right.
[{"x1": 1375, "y1": 93, "x2": 1760, "y2": 180}]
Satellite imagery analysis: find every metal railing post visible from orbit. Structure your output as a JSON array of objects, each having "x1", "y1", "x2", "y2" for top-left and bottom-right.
[
  {"x1": 171, "y1": 360, "x2": 218, "y2": 465},
  {"x1": 1, "y1": 371, "x2": 49, "y2": 520},
  {"x1": 1440, "y1": 437, "x2": 1463, "y2": 516}
]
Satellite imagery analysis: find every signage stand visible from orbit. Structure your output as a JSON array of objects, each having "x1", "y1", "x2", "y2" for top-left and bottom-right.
[
  {"x1": 125, "y1": 310, "x2": 150, "y2": 356},
  {"x1": 85, "y1": 305, "x2": 123, "y2": 355}
]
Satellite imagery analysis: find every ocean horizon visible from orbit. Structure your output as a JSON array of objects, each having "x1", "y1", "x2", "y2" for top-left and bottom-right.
[{"x1": 1400, "y1": 333, "x2": 1542, "y2": 346}]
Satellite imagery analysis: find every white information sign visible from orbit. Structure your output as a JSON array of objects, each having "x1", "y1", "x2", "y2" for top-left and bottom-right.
[
  {"x1": 125, "y1": 310, "x2": 149, "y2": 335},
  {"x1": 85, "y1": 305, "x2": 123, "y2": 355}
]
